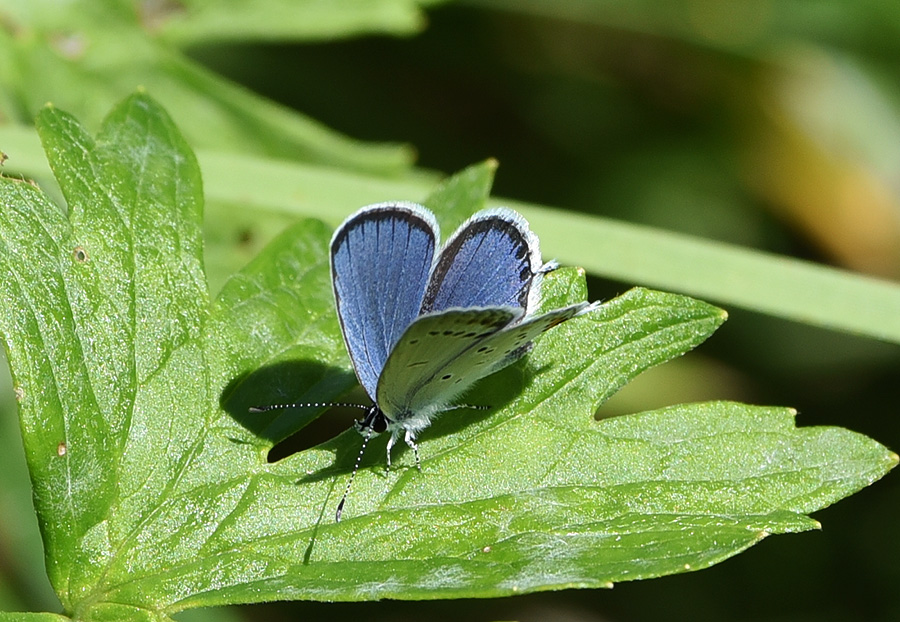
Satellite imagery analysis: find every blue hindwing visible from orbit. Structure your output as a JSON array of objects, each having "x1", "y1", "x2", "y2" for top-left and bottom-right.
[{"x1": 421, "y1": 208, "x2": 544, "y2": 315}]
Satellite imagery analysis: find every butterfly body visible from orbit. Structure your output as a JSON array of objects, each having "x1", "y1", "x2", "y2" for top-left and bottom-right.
[{"x1": 331, "y1": 202, "x2": 594, "y2": 463}]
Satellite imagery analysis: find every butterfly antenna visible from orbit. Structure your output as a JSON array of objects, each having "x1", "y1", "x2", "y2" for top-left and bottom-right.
[
  {"x1": 249, "y1": 402, "x2": 370, "y2": 414},
  {"x1": 335, "y1": 426, "x2": 374, "y2": 522}
]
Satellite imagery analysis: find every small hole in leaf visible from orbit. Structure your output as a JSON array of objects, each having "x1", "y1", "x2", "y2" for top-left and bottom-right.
[{"x1": 73, "y1": 246, "x2": 88, "y2": 262}]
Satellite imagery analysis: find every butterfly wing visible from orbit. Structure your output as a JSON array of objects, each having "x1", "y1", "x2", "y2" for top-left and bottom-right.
[
  {"x1": 375, "y1": 307, "x2": 520, "y2": 421},
  {"x1": 331, "y1": 202, "x2": 439, "y2": 400},
  {"x1": 421, "y1": 208, "x2": 547, "y2": 316},
  {"x1": 377, "y1": 302, "x2": 594, "y2": 423}
]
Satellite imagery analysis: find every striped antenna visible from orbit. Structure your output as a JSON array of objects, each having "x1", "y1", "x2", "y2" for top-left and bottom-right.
[
  {"x1": 250, "y1": 400, "x2": 377, "y2": 522},
  {"x1": 249, "y1": 401, "x2": 370, "y2": 414},
  {"x1": 335, "y1": 424, "x2": 376, "y2": 522}
]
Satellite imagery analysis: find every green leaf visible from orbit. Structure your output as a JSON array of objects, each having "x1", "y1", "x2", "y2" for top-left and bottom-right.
[
  {"x1": 0, "y1": 94, "x2": 894, "y2": 620},
  {"x1": 0, "y1": 0, "x2": 414, "y2": 174},
  {"x1": 155, "y1": 0, "x2": 442, "y2": 44},
  {"x1": 464, "y1": 0, "x2": 900, "y2": 56},
  {"x1": 0, "y1": 613, "x2": 70, "y2": 622}
]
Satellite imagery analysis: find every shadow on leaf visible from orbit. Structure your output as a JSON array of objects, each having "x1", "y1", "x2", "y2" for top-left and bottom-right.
[
  {"x1": 220, "y1": 359, "x2": 356, "y2": 447},
  {"x1": 294, "y1": 361, "x2": 531, "y2": 484}
]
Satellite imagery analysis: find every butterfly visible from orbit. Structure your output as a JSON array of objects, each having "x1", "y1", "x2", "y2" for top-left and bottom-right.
[{"x1": 253, "y1": 202, "x2": 598, "y2": 520}]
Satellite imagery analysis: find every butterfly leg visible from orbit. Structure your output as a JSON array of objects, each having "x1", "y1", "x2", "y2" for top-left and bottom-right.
[
  {"x1": 403, "y1": 430, "x2": 422, "y2": 471},
  {"x1": 385, "y1": 432, "x2": 398, "y2": 469},
  {"x1": 384, "y1": 430, "x2": 421, "y2": 471}
]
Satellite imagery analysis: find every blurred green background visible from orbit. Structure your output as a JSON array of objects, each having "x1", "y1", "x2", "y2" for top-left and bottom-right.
[{"x1": 1, "y1": 1, "x2": 898, "y2": 621}]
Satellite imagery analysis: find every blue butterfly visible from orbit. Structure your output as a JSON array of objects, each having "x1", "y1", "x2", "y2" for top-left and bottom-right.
[{"x1": 255, "y1": 202, "x2": 597, "y2": 520}]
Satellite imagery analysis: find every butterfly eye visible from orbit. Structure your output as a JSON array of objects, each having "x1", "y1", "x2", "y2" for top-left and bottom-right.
[{"x1": 371, "y1": 414, "x2": 388, "y2": 434}]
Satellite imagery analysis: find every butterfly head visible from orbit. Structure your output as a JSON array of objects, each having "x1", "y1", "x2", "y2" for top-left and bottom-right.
[{"x1": 354, "y1": 404, "x2": 389, "y2": 436}]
